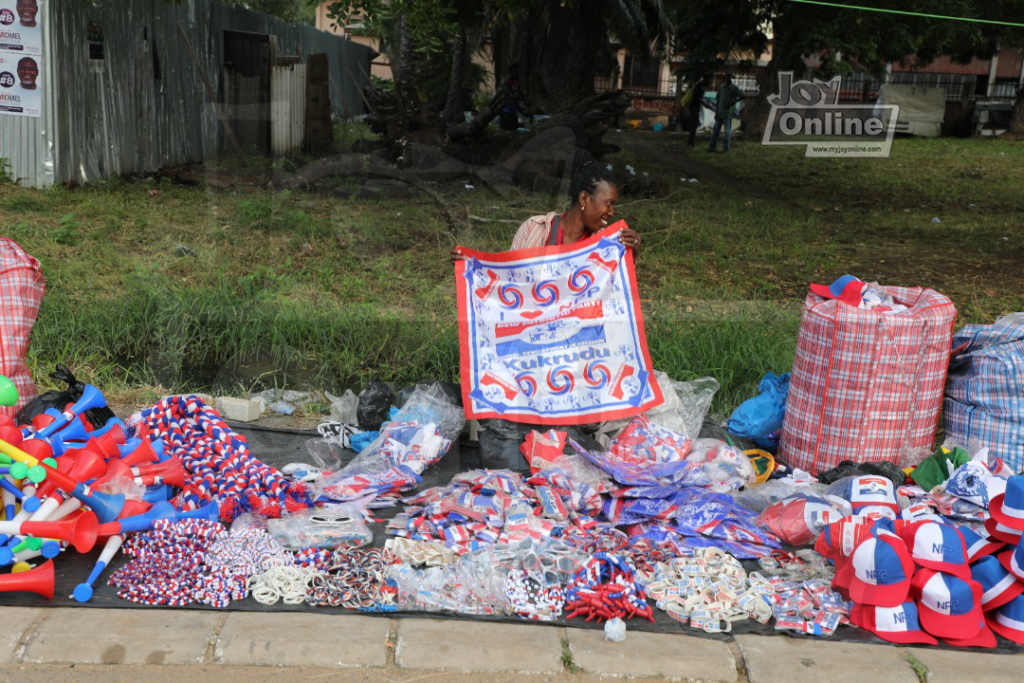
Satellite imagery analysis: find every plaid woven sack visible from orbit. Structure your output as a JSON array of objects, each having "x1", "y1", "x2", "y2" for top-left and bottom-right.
[
  {"x1": 0, "y1": 239, "x2": 45, "y2": 418},
  {"x1": 944, "y1": 315, "x2": 1024, "y2": 473},
  {"x1": 778, "y1": 286, "x2": 956, "y2": 475}
]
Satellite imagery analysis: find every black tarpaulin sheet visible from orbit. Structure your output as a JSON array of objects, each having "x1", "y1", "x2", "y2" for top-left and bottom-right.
[{"x1": 0, "y1": 423, "x2": 1019, "y2": 653}]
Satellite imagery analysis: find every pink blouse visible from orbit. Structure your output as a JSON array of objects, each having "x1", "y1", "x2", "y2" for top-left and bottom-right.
[{"x1": 510, "y1": 212, "x2": 559, "y2": 250}]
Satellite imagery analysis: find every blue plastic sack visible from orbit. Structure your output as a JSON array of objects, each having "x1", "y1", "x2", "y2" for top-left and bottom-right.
[{"x1": 728, "y1": 372, "x2": 790, "y2": 451}]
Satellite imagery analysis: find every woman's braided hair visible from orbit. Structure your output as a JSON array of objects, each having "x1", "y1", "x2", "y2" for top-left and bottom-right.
[{"x1": 568, "y1": 149, "x2": 616, "y2": 206}]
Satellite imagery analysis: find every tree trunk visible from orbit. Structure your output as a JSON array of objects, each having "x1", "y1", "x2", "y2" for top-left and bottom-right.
[
  {"x1": 1009, "y1": 84, "x2": 1024, "y2": 136},
  {"x1": 443, "y1": 31, "x2": 468, "y2": 124},
  {"x1": 496, "y1": 0, "x2": 605, "y2": 114},
  {"x1": 745, "y1": 11, "x2": 803, "y2": 138},
  {"x1": 389, "y1": 14, "x2": 420, "y2": 133}
]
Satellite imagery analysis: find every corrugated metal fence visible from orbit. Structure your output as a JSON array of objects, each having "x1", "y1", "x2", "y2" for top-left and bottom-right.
[{"x1": 0, "y1": 0, "x2": 372, "y2": 187}]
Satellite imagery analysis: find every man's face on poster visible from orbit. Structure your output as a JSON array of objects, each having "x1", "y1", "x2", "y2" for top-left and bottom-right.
[
  {"x1": 18, "y1": 57, "x2": 38, "y2": 89},
  {"x1": 16, "y1": 0, "x2": 37, "y2": 26}
]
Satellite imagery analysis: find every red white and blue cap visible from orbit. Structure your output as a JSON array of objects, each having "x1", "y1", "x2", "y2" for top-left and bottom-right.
[
  {"x1": 835, "y1": 533, "x2": 916, "y2": 606},
  {"x1": 971, "y1": 555, "x2": 1024, "y2": 610},
  {"x1": 898, "y1": 521, "x2": 970, "y2": 579},
  {"x1": 960, "y1": 525, "x2": 1006, "y2": 562},
  {"x1": 989, "y1": 476, "x2": 1024, "y2": 531},
  {"x1": 985, "y1": 593, "x2": 1024, "y2": 645},
  {"x1": 850, "y1": 601, "x2": 937, "y2": 645},
  {"x1": 910, "y1": 569, "x2": 984, "y2": 639},
  {"x1": 985, "y1": 517, "x2": 1023, "y2": 544},
  {"x1": 898, "y1": 503, "x2": 944, "y2": 524},
  {"x1": 840, "y1": 476, "x2": 898, "y2": 514},
  {"x1": 942, "y1": 617, "x2": 997, "y2": 649},
  {"x1": 809, "y1": 275, "x2": 864, "y2": 307},
  {"x1": 997, "y1": 542, "x2": 1024, "y2": 581}
]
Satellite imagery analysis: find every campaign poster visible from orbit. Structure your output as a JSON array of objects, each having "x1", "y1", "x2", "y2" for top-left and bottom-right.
[
  {"x1": 0, "y1": 48, "x2": 41, "y2": 116},
  {"x1": 0, "y1": 0, "x2": 42, "y2": 54}
]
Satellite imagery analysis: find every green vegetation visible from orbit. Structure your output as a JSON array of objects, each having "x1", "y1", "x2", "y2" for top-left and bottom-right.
[
  {"x1": 1, "y1": 133, "x2": 1021, "y2": 412},
  {"x1": 903, "y1": 652, "x2": 929, "y2": 683},
  {"x1": 560, "y1": 636, "x2": 580, "y2": 674}
]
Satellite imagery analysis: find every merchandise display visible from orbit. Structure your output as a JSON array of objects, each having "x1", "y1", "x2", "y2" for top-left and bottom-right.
[{"x1": 1, "y1": 275, "x2": 1023, "y2": 657}]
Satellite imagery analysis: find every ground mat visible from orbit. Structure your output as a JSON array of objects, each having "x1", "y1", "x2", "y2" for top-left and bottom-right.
[{"x1": 0, "y1": 423, "x2": 1019, "y2": 654}]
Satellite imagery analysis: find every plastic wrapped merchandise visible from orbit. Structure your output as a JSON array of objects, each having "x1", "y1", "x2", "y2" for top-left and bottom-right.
[
  {"x1": 267, "y1": 505, "x2": 373, "y2": 550},
  {"x1": 685, "y1": 438, "x2": 757, "y2": 492},
  {"x1": 731, "y1": 477, "x2": 823, "y2": 514},
  {"x1": 357, "y1": 380, "x2": 395, "y2": 431},
  {"x1": 390, "y1": 383, "x2": 466, "y2": 442},
  {"x1": 595, "y1": 373, "x2": 719, "y2": 447},
  {"x1": 757, "y1": 493, "x2": 851, "y2": 546}
]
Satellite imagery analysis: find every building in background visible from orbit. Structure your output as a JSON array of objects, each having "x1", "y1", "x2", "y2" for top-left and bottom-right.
[{"x1": 0, "y1": 0, "x2": 373, "y2": 187}]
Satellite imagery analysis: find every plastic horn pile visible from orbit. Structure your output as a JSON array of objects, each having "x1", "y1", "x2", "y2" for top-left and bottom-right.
[{"x1": 0, "y1": 376, "x2": 213, "y2": 602}]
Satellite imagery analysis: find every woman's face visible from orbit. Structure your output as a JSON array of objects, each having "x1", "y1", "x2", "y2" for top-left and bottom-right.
[{"x1": 579, "y1": 181, "x2": 619, "y2": 233}]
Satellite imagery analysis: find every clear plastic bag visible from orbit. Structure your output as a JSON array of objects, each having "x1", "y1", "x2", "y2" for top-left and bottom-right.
[
  {"x1": 266, "y1": 504, "x2": 372, "y2": 550},
  {"x1": 231, "y1": 511, "x2": 269, "y2": 533},
  {"x1": 390, "y1": 383, "x2": 466, "y2": 442},
  {"x1": 731, "y1": 477, "x2": 823, "y2": 513},
  {"x1": 685, "y1": 438, "x2": 757, "y2": 492},
  {"x1": 304, "y1": 438, "x2": 346, "y2": 471},
  {"x1": 326, "y1": 389, "x2": 358, "y2": 424},
  {"x1": 595, "y1": 372, "x2": 718, "y2": 447},
  {"x1": 757, "y1": 493, "x2": 850, "y2": 547}
]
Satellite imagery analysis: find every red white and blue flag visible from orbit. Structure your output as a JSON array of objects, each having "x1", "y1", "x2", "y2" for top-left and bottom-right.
[{"x1": 455, "y1": 222, "x2": 662, "y2": 425}]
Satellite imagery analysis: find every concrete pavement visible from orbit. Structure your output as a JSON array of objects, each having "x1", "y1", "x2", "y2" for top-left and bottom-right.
[{"x1": 0, "y1": 606, "x2": 1021, "y2": 681}]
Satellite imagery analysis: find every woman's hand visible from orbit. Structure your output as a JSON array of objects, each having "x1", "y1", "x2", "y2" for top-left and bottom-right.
[
  {"x1": 451, "y1": 247, "x2": 466, "y2": 263},
  {"x1": 620, "y1": 228, "x2": 642, "y2": 254}
]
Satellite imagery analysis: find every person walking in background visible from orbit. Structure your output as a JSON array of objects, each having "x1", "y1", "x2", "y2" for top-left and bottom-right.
[{"x1": 708, "y1": 73, "x2": 745, "y2": 153}]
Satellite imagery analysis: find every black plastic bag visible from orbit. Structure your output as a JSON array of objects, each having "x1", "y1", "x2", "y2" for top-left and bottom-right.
[
  {"x1": 16, "y1": 364, "x2": 115, "y2": 429},
  {"x1": 356, "y1": 380, "x2": 395, "y2": 431},
  {"x1": 817, "y1": 459, "x2": 906, "y2": 488},
  {"x1": 475, "y1": 419, "x2": 604, "y2": 473}
]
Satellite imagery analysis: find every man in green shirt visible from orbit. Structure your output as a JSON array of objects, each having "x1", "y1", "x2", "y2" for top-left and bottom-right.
[{"x1": 708, "y1": 73, "x2": 745, "y2": 153}]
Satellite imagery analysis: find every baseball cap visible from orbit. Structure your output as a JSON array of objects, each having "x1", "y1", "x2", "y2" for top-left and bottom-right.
[
  {"x1": 960, "y1": 525, "x2": 1006, "y2": 562},
  {"x1": 997, "y1": 543, "x2": 1024, "y2": 581},
  {"x1": 985, "y1": 593, "x2": 1024, "y2": 645},
  {"x1": 942, "y1": 617, "x2": 997, "y2": 648},
  {"x1": 899, "y1": 521, "x2": 970, "y2": 579},
  {"x1": 809, "y1": 275, "x2": 864, "y2": 307},
  {"x1": 835, "y1": 533, "x2": 916, "y2": 606},
  {"x1": 971, "y1": 555, "x2": 1024, "y2": 610},
  {"x1": 849, "y1": 601, "x2": 937, "y2": 645},
  {"x1": 834, "y1": 476, "x2": 898, "y2": 514},
  {"x1": 989, "y1": 476, "x2": 1024, "y2": 531},
  {"x1": 816, "y1": 517, "x2": 878, "y2": 575},
  {"x1": 910, "y1": 569, "x2": 984, "y2": 639},
  {"x1": 985, "y1": 517, "x2": 1023, "y2": 544}
]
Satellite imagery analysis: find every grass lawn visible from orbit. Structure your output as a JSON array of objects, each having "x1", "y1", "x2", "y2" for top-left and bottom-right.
[{"x1": 1, "y1": 129, "x2": 1021, "y2": 415}]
